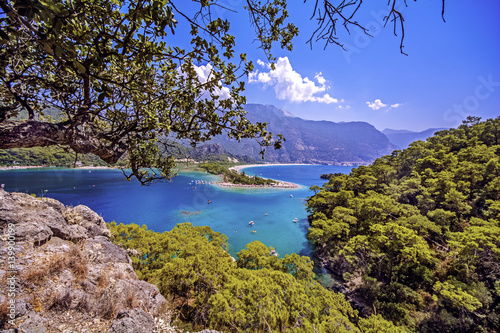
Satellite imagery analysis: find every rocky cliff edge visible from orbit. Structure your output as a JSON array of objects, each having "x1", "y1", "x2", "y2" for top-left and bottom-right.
[{"x1": 0, "y1": 190, "x2": 218, "y2": 333}]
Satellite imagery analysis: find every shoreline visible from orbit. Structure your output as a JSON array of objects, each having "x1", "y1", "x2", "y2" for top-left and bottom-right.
[
  {"x1": 224, "y1": 163, "x2": 312, "y2": 190},
  {"x1": 215, "y1": 180, "x2": 301, "y2": 190},
  {"x1": 229, "y1": 163, "x2": 314, "y2": 172}
]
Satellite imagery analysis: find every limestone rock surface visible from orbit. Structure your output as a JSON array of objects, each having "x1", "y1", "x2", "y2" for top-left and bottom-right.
[{"x1": 0, "y1": 191, "x2": 172, "y2": 332}]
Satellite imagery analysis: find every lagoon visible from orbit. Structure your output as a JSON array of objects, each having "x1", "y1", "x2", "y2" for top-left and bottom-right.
[{"x1": 0, "y1": 165, "x2": 353, "y2": 257}]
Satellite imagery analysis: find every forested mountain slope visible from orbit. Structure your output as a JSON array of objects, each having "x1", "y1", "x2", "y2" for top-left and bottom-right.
[{"x1": 307, "y1": 116, "x2": 500, "y2": 332}]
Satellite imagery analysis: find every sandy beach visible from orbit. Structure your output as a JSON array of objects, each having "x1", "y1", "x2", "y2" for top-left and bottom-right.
[
  {"x1": 229, "y1": 163, "x2": 313, "y2": 172},
  {"x1": 216, "y1": 180, "x2": 300, "y2": 189},
  {"x1": 220, "y1": 163, "x2": 313, "y2": 189}
]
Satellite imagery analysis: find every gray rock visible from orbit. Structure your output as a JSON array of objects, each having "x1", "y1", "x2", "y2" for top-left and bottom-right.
[
  {"x1": 1, "y1": 192, "x2": 168, "y2": 332},
  {"x1": 62, "y1": 205, "x2": 111, "y2": 238},
  {"x1": 85, "y1": 236, "x2": 131, "y2": 264},
  {"x1": 14, "y1": 298, "x2": 31, "y2": 318},
  {"x1": 0, "y1": 191, "x2": 86, "y2": 244},
  {"x1": 41, "y1": 197, "x2": 65, "y2": 214},
  {"x1": 109, "y1": 309, "x2": 155, "y2": 333},
  {"x1": 18, "y1": 312, "x2": 47, "y2": 333}
]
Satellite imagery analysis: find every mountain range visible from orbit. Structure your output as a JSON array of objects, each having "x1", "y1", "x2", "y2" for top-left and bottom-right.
[
  {"x1": 198, "y1": 104, "x2": 397, "y2": 165},
  {"x1": 382, "y1": 127, "x2": 447, "y2": 149}
]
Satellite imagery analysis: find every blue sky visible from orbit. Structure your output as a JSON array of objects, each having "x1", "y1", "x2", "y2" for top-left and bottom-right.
[{"x1": 182, "y1": 1, "x2": 500, "y2": 132}]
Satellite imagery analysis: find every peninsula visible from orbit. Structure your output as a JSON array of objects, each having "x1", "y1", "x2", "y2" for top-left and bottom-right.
[{"x1": 200, "y1": 162, "x2": 300, "y2": 189}]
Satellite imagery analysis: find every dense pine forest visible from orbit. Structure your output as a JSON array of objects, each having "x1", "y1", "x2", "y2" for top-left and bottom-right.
[
  {"x1": 307, "y1": 116, "x2": 500, "y2": 332},
  {"x1": 108, "y1": 222, "x2": 394, "y2": 332}
]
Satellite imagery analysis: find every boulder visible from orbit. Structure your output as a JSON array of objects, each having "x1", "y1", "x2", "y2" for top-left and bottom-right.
[
  {"x1": 0, "y1": 192, "x2": 169, "y2": 333},
  {"x1": 109, "y1": 309, "x2": 155, "y2": 333},
  {"x1": 0, "y1": 191, "x2": 86, "y2": 244}
]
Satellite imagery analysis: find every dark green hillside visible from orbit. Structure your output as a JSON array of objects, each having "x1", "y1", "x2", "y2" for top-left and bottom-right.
[
  {"x1": 307, "y1": 116, "x2": 500, "y2": 332},
  {"x1": 108, "y1": 222, "x2": 407, "y2": 332},
  {"x1": 0, "y1": 147, "x2": 116, "y2": 167}
]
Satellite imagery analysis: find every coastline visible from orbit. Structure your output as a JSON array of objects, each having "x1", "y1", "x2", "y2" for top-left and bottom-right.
[
  {"x1": 215, "y1": 180, "x2": 300, "y2": 190},
  {"x1": 229, "y1": 163, "x2": 313, "y2": 172},
  {"x1": 221, "y1": 163, "x2": 312, "y2": 190},
  {"x1": 0, "y1": 164, "x2": 306, "y2": 190}
]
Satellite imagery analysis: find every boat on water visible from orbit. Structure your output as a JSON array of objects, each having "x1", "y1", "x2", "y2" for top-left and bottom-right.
[
  {"x1": 293, "y1": 218, "x2": 298, "y2": 223},
  {"x1": 249, "y1": 221, "x2": 255, "y2": 225},
  {"x1": 251, "y1": 230, "x2": 257, "y2": 233}
]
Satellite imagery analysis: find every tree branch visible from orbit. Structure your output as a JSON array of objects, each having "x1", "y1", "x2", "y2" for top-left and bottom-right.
[{"x1": 0, "y1": 120, "x2": 127, "y2": 164}]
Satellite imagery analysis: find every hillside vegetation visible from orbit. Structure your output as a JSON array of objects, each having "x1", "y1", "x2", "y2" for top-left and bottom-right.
[
  {"x1": 307, "y1": 116, "x2": 500, "y2": 332},
  {"x1": 0, "y1": 147, "x2": 117, "y2": 167},
  {"x1": 200, "y1": 163, "x2": 275, "y2": 186},
  {"x1": 108, "y1": 222, "x2": 406, "y2": 332}
]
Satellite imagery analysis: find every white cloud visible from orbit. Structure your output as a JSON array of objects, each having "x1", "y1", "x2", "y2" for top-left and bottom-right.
[
  {"x1": 192, "y1": 63, "x2": 231, "y2": 100},
  {"x1": 315, "y1": 72, "x2": 326, "y2": 85},
  {"x1": 366, "y1": 99, "x2": 402, "y2": 111},
  {"x1": 312, "y1": 93, "x2": 338, "y2": 104},
  {"x1": 249, "y1": 57, "x2": 338, "y2": 104},
  {"x1": 366, "y1": 99, "x2": 387, "y2": 110},
  {"x1": 257, "y1": 59, "x2": 266, "y2": 67}
]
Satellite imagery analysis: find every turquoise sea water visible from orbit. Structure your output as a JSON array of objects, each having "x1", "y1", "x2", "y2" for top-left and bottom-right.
[{"x1": 0, "y1": 165, "x2": 353, "y2": 257}]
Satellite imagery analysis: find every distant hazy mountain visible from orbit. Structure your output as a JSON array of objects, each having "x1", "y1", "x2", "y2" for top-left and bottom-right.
[
  {"x1": 205, "y1": 104, "x2": 397, "y2": 165},
  {"x1": 382, "y1": 127, "x2": 447, "y2": 149}
]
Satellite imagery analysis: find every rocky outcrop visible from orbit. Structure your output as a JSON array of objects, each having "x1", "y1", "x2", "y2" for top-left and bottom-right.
[{"x1": 0, "y1": 191, "x2": 176, "y2": 332}]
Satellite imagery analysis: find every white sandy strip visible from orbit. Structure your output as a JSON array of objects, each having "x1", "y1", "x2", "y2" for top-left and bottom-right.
[{"x1": 229, "y1": 163, "x2": 313, "y2": 172}]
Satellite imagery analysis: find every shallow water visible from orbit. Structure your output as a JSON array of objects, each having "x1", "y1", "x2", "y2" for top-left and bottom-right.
[{"x1": 0, "y1": 165, "x2": 352, "y2": 257}]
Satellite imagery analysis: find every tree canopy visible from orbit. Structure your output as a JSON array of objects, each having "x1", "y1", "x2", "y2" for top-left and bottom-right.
[
  {"x1": 0, "y1": 0, "x2": 445, "y2": 184},
  {"x1": 307, "y1": 116, "x2": 500, "y2": 332},
  {"x1": 0, "y1": 0, "x2": 298, "y2": 183},
  {"x1": 108, "y1": 222, "x2": 377, "y2": 332}
]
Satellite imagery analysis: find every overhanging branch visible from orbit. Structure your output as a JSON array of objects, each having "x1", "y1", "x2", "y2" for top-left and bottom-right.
[{"x1": 0, "y1": 120, "x2": 127, "y2": 164}]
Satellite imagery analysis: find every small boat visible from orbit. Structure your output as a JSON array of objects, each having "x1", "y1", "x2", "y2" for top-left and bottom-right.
[
  {"x1": 265, "y1": 213, "x2": 268, "y2": 216},
  {"x1": 249, "y1": 221, "x2": 255, "y2": 225},
  {"x1": 290, "y1": 194, "x2": 293, "y2": 198},
  {"x1": 293, "y1": 218, "x2": 298, "y2": 223},
  {"x1": 251, "y1": 230, "x2": 258, "y2": 233}
]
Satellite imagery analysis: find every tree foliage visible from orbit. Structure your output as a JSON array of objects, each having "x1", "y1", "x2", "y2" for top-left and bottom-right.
[
  {"x1": 108, "y1": 222, "x2": 382, "y2": 332},
  {"x1": 0, "y1": 0, "x2": 298, "y2": 184},
  {"x1": 1, "y1": 0, "x2": 447, "y2": 184},
  {"x1": 307, "y1": 116, "x2": 500, "y2": 332},
  {"x1": 200, "y1": 162, "x2": 276, "y2": 185}
]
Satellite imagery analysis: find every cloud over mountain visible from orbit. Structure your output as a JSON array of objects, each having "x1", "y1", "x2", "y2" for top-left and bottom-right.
[
  {"x1": 249, "y1": 57, "x2": 338, "y2": 104},
  {"x1": 366, "y1": 99, "x2": 401, "y2": 111}
]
